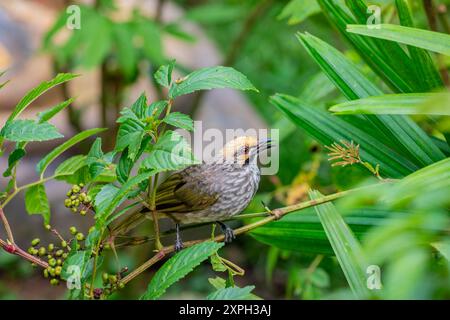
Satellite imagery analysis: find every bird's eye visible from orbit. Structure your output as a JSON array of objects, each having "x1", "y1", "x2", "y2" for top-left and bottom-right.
[{"x1": 244, "y1": 145, "x2": 250, "y2": 153}]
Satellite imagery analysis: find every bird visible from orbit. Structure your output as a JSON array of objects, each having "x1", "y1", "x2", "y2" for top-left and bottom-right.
[{"x1": 109, "y1": 136, "x2": 272, "y2": 251}]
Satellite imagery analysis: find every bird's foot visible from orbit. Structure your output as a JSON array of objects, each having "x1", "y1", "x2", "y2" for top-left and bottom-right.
[
  {"x1": 217, "y1": 222, "x2": 236, "y2": 243},
  {"x1": 174, "y1": 223, "x2": 184, "y2": 252},
  {"x1": 174, "y1": 238, "x2": 184, "y2": 252},
  {"x1": 262, "y1": 201, "x2": 282, "y2": 220}
]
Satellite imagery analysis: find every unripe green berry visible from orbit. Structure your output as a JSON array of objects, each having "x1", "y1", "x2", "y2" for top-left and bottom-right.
[
  {"x1": 76, "y1": 233, "x2": 85, "y2": 241},
  {"x1": 64, "y1": 199, "x2": 72, "y2": 207},
  {"x1": 27, "y1": 247, "x2": 34, "y2": 254},
  {"x1": 49, "y1": 258, "x2": 56, "y2": 267},
  {"x1": 70, "y1": 195, "x2": 77, "y2": 200},
  {"x1": 43, "y1": 269, "x2": 49, "y2": 278},
  {"x1": 61, "y1": 240, "x2": 67, "y2": 248},
  {"x1": 50, "y1": 278, "x2": 59, "y2": 286},
  {"x1": 118, "y1": 282, "x2": 125, "y2": 289},
  {"x1": 79, "y1": 183, "x2": 84, "y2": 188},
  {"x1": 66, "y1": 190, "x2": 72, "y2": 197},
  {"x1": 71, "y1": 207, "x2": 78, "y2": 213},
  {"x1": 80, "y1": 210, "x2": 87, "y2": 216},
  {"x1": 108, "y1": 275, "x2": 118, "y2": 284},
  {"x1": 57, "y1": 259, "x2": 62, "y2": 266},
  {"x1": 62, "y1": 253, "x2": 68, "y2": 259},
  {"x1": 45, "y1": 224, "x2": 51, "y2": 231},
  {"x1": 48, "y1": 243, "x2": 54, "y2": 252},
  {"x1": 72, "y1": 185, "x2": 80, "y2": 193},
  {"x1": 49, "y1": 268, "x2": 56, "y2": 277},
  {"x1": 69, "y1": 227, "x2": 77, "y2": 235},
  {"x1": 102, "y1": 273, "x2": 109, "y2": 283},
  {"x1": 38, "y1": 247, "x2": 46, "y2": 256},
  {"x1": 32, "y1": 248, "x2": 39, "y2": 256},
  {"x1": 55, "y1": 249, "x2": 63, "y2": 257},
  {"x1": 31, "y1": 238, "x2": 40, "y2": 246}
]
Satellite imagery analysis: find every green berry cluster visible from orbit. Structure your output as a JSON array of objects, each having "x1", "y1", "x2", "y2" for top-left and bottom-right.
[
  {"x1": 28, "y1": 237, "x2": 70, "y2": 286},
  {"x1": 64, "y1": 183, "x2": 92, "y2": 215},
  {"x1": 101, "y1": 272, "x2": 125, "y2": 297}
]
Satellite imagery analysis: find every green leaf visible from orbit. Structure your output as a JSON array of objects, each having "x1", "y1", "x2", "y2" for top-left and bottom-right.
[
  {"x1": 394, "y1": 0, "x2": 443, "y2": 91},
  {"x1": 115, "y1": 119, "x2": 145, "y2": 160},
  {"x1": 0, "y1": 120, "x2": 63, "y2": 142},
  {"x1": 207, "y1": 285, "x2": 256, "y2": 300},
  {"x1": 37, "y1": 98, "x2": 74, "y2": 123},
  {"x1": 87, "y1": 138, "x2": 103, "y2": 164},
  {"x1": 94, "y1": 183, "x2": 119, "y2": 215},
  {"x1": 186, "y1": 3, "x2": 246, "y2": 24},
  {"x1": 347, "y1": 24, "x2": 450, "y2": 56},
  {"x1": 141, "y1": 131, "x2": 199, "y2": 172},
  {"x1": 168, "y1": 66, "x2": 258, "y2": 99},
  {"x1": 146, "y1": 100, "x2": 168, "y2": 119},
  {"x1": 5, "y1": 73, "x2": 78, "y2": 123},
  {"x1": 113, "y1": 22, "x2": 137, "y2": 80},
  {"x1": 96, "y1": 171, "x2": 155, "y2": 226},
  {"x1": 278, "y1": 0, "x2": 321, "y2": 25},
  {"x1": 36, "y1": 128, "x2": 106, "y2": 177},
  {"x1": 329, "y1": 93, "x2": 450, "y2": 116},
  {"x1": 270, "y1": 94, "x2": 417, "y2": 178},
  {"x1": 131, "y1": 93, "x2": 148, "y2": 120},
  {"x1": 136, "y1": 19, "x2": 164, "y2": 65},
  {"x1": 141, "y1": 241, "x2": 224, "y2": 300},
  {"x1": 54, "y1": 155, "x2": 87, "y2": 178},
  {"x1": 78, "y1": 14, "x2": 112, "y2": 68},
  {"x1": 309, "y1": 190, "x2": 369, "y2": 299},
  {"x1": 154, "y1": 60, "x2": 175, "y2": 88},
  {"x1": 3, "y1": 148, "x2": 26, "y2": 177},
  {"x1": 297, "y1": 32, "x2": 445, "y2": 167},
  {"x1": 432, "y1": 241, "x2": 450, "y2": 261},
  {"x1": 25, "y1": 184, "x2": 50, "y2": 224},
  {"x1": 251, "y1": 207, "x2": 397, "y2": 255},
  {"x1": 162, "y1": 112, "x2": 194, "y2": 131}
]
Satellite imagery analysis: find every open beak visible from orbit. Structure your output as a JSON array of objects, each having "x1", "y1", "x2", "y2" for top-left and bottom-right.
[{"x1": 257, "y1": 138, "x2": 272, "y2": 154}]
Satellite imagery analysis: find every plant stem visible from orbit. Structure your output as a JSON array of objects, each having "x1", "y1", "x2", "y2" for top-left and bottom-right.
[
  {"x1": 0, "y1": 208, "x2": 14, "y2": 244},
  {"x1": 119, "y1": 185, "x2": 377, "y2": 285},
  {"x1": 0, "y1": 238, "x2": 49, "y2": 268},
  {"x1": 0, "y1": 176, "x2": 55, "y2": 209}
]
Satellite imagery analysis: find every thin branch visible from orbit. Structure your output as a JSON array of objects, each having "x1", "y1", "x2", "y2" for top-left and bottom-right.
[{"x1": 0, "y1": 238, "x2": 49, "y2": 268}]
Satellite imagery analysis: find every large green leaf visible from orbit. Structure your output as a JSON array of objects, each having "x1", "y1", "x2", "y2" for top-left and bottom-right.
[
  {"x1": 115, "y1": 118, "x2": 145, "y2": 160},
  {"x1": 24, "y1": 183, "x2": 50, "y2": 224},
  {"x1": 297, "y1": 32, "x2": 445, "y2": 167},
  {"x1": 154, "y1": 60, "x2": 175, "y2": 88},
  {"x1": 347, "y1": 24, "x2": 450, "y2": 56},
  {"x1": 168, "y1": 66, "x2": 258, "y2": 98},
  {"x1": 0, "y1": 120, "x2": 62, "y2": 142},
  {"x1": 310, "y1": 190, "x2": 369, "y2": 299},
  {"x1": 95, "y1": 171, "x2": 155, "y2": 226},
  {"x1": 270, "y1": 94, "x2": 417, "y2": 177},
  {"x1": 141, "y1": 131, "x2": 199, "y2": 172},
  {"x1": 329, "y1": 93, "x2": 450, "y2": 116},
  {"x1": 36, "y1": 128, "x2": 106, "y2": 177},
  {"x1": 141, "y1": 241, "x2": 224, "y2": 300}
]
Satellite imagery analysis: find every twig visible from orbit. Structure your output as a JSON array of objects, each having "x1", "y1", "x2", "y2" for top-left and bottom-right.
[
  {"x1": 0, "y1": 238, "x2": 49, "y2": 268},
  {"x1": 0, "y1": 208, "x2": 14, "y2": 244}
]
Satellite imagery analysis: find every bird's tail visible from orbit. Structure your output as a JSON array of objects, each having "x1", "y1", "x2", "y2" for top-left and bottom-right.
[{"x1": 108, "y1": 206, "x2": 166, "y2": 236}]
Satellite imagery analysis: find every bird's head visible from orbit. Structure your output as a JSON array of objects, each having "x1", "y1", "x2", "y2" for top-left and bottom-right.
[{"x1": 218, "y1": 136, "x2": 272, "y2": 166}]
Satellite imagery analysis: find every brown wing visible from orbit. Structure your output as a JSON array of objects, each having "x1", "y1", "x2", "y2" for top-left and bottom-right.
[{"x1": 155, "y1": 172, "x2": 219, "y2": 213}]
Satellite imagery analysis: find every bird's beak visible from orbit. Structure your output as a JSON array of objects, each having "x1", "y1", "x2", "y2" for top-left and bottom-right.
[{"x1": 257, "y1": 138, "x2": 272, "y2": 154}]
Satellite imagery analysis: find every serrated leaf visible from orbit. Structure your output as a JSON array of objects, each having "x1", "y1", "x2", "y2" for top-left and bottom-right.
[
  {"x1": 3, "y1": 148, "x2": 26, "y2": 177},
  {"x1": 208, "y1": 277, "x2": 226, "y2": 290},
  {"x1": 131, "y1": 93, "x2": 148, "y2": 120},
  {"x1": 154, "y1": 60, "x2": 175, "y2": 87},
  {"x1": 115, "y1": 119, "x2": 145, "y2": 160},
  {"x1": 36, "y1": 128, "x2": 106, "y2": 177},
  {"x1": 54, "y1": 155, "x2": 87, "y2": 178},
  {"x1": 162, "y1": 112, "x2": 194, "y2": 131},
  {"x1": 141, "y1": 131, "x2": 199, "y2": 172},
  {"x1": 309, "y1": 190, "x2": 369, "y2": 299},
  {"x1": 25, "y1": 184, "x2": 50, "y2": 224},
  {"x1": 0, "y1": 120, "x2": 62, "y2": 142},
  {"x1": 87, "y1": 138, "x2": 103, "y2": 164},
  {"x1": 169, "y1": 66, "x2": 258, "y2": 99},
  {"x1": 207, "y1": 285, "x2": 256, "y2": 300},
  {"x1": 141, "y1": 241, "x2": 224, "y2": 300},
  {"x1": 146, "y1": 100, "x2": 168, "y2": 119},
  {"x1": 37, "y1": 98, "x2": 74, "y2": 123}
]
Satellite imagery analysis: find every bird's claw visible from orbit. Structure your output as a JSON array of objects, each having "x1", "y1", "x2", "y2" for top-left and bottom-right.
[
  {"x1": 174, "y1": 238, "x2": 184, "y2": 252},
  {"x1": 223, "y1": 227, "x2": 236, "y2": 243}
]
